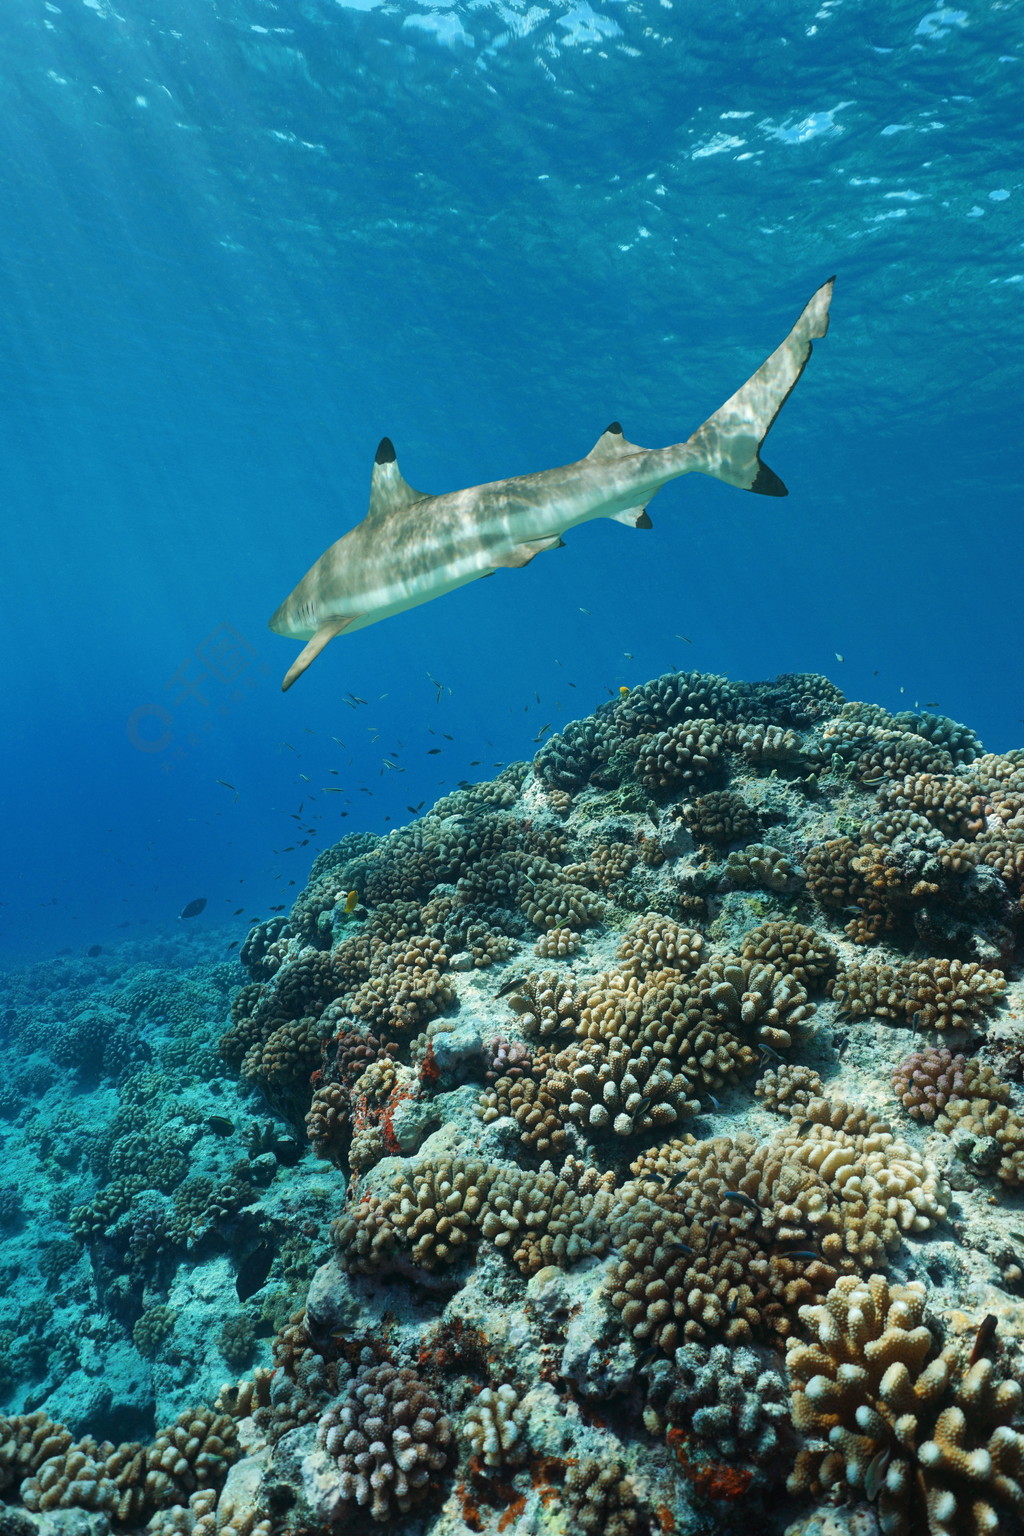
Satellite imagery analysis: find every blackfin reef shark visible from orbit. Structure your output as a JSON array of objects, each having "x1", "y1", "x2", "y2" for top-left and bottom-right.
[{"x1": 270, "y1": 277, "x2": 834, "y2": 690}]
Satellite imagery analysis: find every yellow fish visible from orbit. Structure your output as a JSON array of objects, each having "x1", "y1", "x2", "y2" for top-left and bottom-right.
[
  {"x1": 344, "y1": 889, "x2": 359, "y2": 914},
  {"x1": 619, "y1": 686, "x2": 630, "y2": 698}
]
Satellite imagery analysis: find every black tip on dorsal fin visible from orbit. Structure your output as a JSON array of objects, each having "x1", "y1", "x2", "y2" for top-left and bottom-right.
[
  {"x1": 606, "y1": 421, "x2": 623, "y2": 435},
  {"x1": 375, "y1": 437, "x2": 396, "y2": 465}
]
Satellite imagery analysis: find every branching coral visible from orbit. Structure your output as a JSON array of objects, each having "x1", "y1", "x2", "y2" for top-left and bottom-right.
[
  {"x1": 615, "y1": 914, "x2": 704, "y2": 979},
  {"x1": 505, "y1": 971, "x2": 584, "y2": 1038},
  {"x1": 461, "y1": 1385, "x2": 526, "y2": 1468},
  {"x1": 684, "y1": 789, "x2": 761, "y2": 847},
  {"x1": 615, "y1": 1114, "x2": 947, "y2": 1349},
  {"x1": 740, "y1": 921, "x2": 837, "y2": 988},
  {"x1": 0, "y1": 1409, "x2": 239, "y2": 1524},
  {"x1": 563, "y1": 1457, "x2": 641, "y2": 1536},
  {"x1": 834, "y1": 958, "x2": 1006, "y2": 1033},
  {"x1": 634, "y1": 718, "x2": 731, "y2": 792},
  {"x1": 723, "y1": 843, "x2": 804, "y2": 892},
  {"x1": 317, "y1": 1356, "x2": 452, "y2": 1523},
  {"x1": 335, "y1": 1153, "x2": 612, "y2": 1279},
  {"x1": 335, "y1": 1157, "x2": 497, "y2": 1275},
  {"x1": 642, "y1": 1341, "x2": 790, "y2": 1480},
  {"x1": 892, "y1": 1048, "x2": 1008, "y2": 1124},
  {"x1": 787, "y1": 1274, "x2": 1024, "y2": 1536}
]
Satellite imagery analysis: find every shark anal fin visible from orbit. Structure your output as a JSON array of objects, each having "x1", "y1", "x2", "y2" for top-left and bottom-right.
[
  {"x1": 608, "y1": 504, "x2": 652, "y2": 529},
  {"x1": 492, "y1": 534, "x2": 565, "y2": 569},
  {"x1": 282, "y1": 616, "x2": 357, "y2": 691},
  {"x1": 368, "y1": 440, "x2": 426, "y2": 518},
  {"x1": 587, "y1": 422, "x2": 645, "y2": 459}
]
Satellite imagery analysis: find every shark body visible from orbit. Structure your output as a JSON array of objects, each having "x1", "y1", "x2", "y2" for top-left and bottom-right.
[{"x1": 270, "y1": 277, "x2": 834, "y2": 690}]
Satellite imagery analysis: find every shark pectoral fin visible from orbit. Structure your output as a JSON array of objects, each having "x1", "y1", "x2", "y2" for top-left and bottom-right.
[
  {"x1": 685, "y1": 275, "x2": 834, "y2": 497},
  {"x1": 367, "y1": 438, "x2": 427, "y2": 519},
  {"x1": 492, "y1": 535, "x2": 565, "y2": 569},
  {"x1": 608, "y1": 505, "x2": 652, "y2": 529},
  {"x1": 587, "y1": 421, "x2": 646, "y2": 458},
  {"x1": 281, "y1": 616, "x2": 357, "y2": 691}
]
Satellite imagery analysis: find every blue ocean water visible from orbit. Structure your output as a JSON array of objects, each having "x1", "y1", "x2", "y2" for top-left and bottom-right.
[{"x1": 1, "y1": 0, "x2": 1020, "y2": 963}]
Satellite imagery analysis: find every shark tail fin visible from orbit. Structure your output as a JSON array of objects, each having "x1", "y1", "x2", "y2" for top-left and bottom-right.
[
  {"x1": 684, "y1": 277, "x2": 834, "y2": 498},
  {"x1": 282, "y1": 616, "x2": 356, "y2": 691}
]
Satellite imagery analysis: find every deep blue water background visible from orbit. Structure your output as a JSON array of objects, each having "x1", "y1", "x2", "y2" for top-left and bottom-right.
[{"x1": 1, "y1": 0, "x2": 1020, "y2": 964}]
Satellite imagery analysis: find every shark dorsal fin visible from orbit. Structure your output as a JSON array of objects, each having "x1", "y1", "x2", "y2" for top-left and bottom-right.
[
  {"x1": 368, "y1": 438, "x2": 425, "y2": 518},
  {"x1": 587, "y1": 422, "x2": 642, "y2": 460}
]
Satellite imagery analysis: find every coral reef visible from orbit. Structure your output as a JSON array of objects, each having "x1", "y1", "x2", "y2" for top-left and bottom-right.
[
  {"x1": 461, "y1": 1384, "x2": 526, "y2": 1467},
  {"x1": 642, "y1": 1340, "x2": 791, "y2": 1482},
  {"x1": 5, "y1": 667, "x2": 1024, "y2": 1536},
  {"x1": 787, "y1": 1274, "x2": 1024, "y2": 1536},
  {"x1": 316, "y1": 1355, "x2": 452, "y2": 1522}
]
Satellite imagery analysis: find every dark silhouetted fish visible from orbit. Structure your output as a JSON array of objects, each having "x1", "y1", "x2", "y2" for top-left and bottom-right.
[
  {"x1": 179, "y1": 898, "x2": 207, "y2": 919},
  {"x1": 236, "y1": 1242, "x2": 274, "y2": 1301},
  {"x1": 87, "y1": 944, "x2": 102, "y2": 957}
]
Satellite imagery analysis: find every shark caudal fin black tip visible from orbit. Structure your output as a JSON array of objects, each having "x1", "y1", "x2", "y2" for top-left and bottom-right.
[
  {"x1": 375, "y1": 437, "x2": 397, "y2": 464},
  {"x1": 606, "y1": 421, "x2": 623, "y2": 435},
  {"x1": 750, "y1": 461, "x2": 788, "y2": 497}
]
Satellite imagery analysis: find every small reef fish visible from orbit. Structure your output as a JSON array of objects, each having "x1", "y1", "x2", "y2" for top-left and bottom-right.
[
  {"x1": 721, "y1": 1190, "x2": 760, "y2": 1214},
  {"x1": 208, "y1": 1116, "x2": 234, "y2": 1136},
  {"x1": 619, "y1": 686, "x2": 630, "y2": 698},
  {"x1": 269, "y1": 280, "x2": 834, "y2": 688},
  {"x1": 864, "y1": 1447, "x2": 891, "y2": 1501},
  {"x1": 633, "y1": 1345, "x2": 661, "y2": 1369},
  {"x1": 970, "y1": 1313, "x2": 999, "y2": 1365},
  {"x1": 216, "y1": 779, "x2": 239, "y2": 801},
  {"x1": 496, "y1": 975, "x2": 528, "y2": 998},
  {"x1": 235, "y1": 1242, "x2": 274, "y2": 1302},
  {"x1": 179, "y1": 898, "x2": 207, "y2": 919},
  {"x1": 343, "y1": 890, "x2": 360, "y2": 914}
]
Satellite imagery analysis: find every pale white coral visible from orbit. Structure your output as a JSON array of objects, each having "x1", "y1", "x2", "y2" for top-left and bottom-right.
[{"x1": 462, "y1": 1385, "x2": 527, "y2": 1467}]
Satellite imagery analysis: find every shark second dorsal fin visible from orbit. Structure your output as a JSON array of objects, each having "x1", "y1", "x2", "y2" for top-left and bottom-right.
[
  {"x1": 587, "y1": 422, "x2": 626, "y2": 459},
  {"x1": 586, "y1": 421, "x2": 643, "y2": 460},
  {"x1": 368, "y1": 438, "x2": 425, "y2": 518}
]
